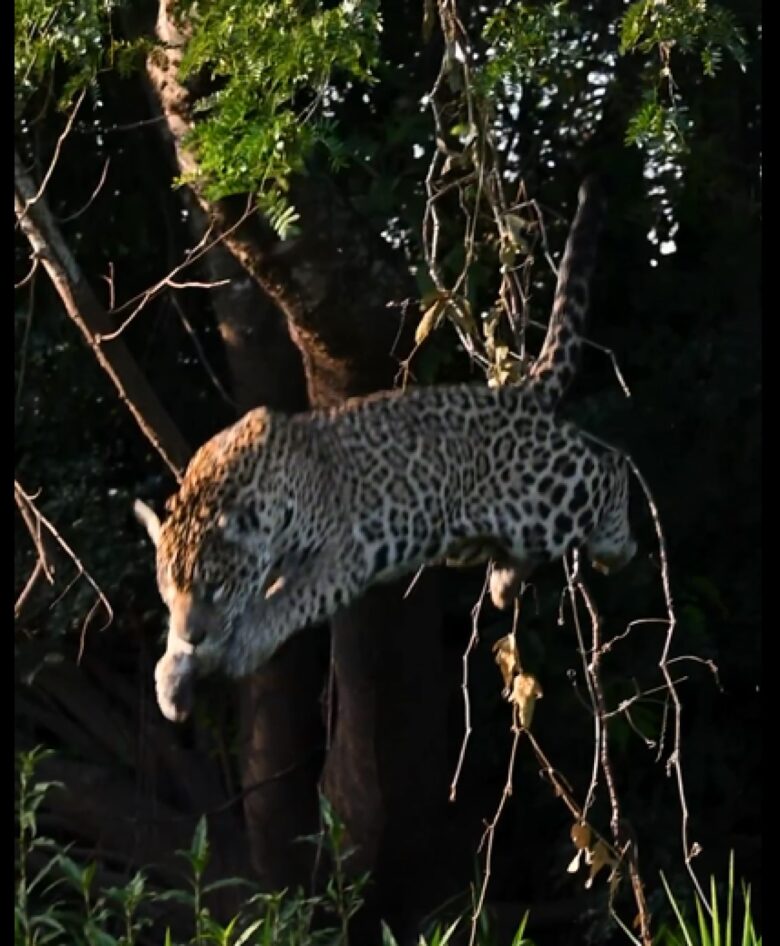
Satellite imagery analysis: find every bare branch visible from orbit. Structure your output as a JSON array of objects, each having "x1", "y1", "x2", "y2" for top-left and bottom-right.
[
  {"x1": 15, "y1": 258, "x2": 38, "y2": 413},
  {"x1": 15, "y1": 254, "x2": 40, "y2": 290},
  {"x1": 15, "y1": 484, "x2": 55, "y2": 585},
  {"x1": 165, "y1": 278, "x2": 231, "y2": 291},
  {"x1": 15, "y1": 559, "x2": 47, "y2": 619},
  {"x1": 100, "y1": 261, "x2": 116, "y2": 311},
  {"x1": 15, "y1": 149, "x2": 191, "y2": 479},
  {"x1": 14, "y1": 480, "x2": 113, "y2": 649},
  {"x1": 99, "y1": 201, "x2": 254, "y2": 342},
  {"x1": 56, "y1": 157, "x2": 111, "y2": 224},
  {"x1": 627, "y1": 455, "x2": 709, "y2": 911},
  {"x1": 17, "y1": 89, "x2": 86, "y2": 221},
  {"x1": 525, "y1": 316, "x2": 632, "y2": 399},
  {"x1": 92, "y1": 115, "x2": 167, "y2": 135},
  {"x1": 170, "y1": 293, "x2": 237, "y2": 410},
  {"x1": 449, "y1": 567, "x2": 490, "y2": 802},
  {"x1": 469, "y1": 725, "x2": 522, "y2": 946}
]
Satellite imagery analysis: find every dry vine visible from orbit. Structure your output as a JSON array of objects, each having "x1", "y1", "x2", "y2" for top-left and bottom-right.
[{"x1": 415, "y1": 2, "x2": 718, "y2": 944}]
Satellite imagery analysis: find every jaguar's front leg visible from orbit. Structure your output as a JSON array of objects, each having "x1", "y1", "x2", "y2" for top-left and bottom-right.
[
  {"x1": 155, "y1": 630, "x2": 196, "y2": 722},
  {"x1": 155, "y1": 621, "x2": 225, "y2": 722}
]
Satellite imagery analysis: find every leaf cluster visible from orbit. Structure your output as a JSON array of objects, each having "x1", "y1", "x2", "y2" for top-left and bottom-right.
[{"x1": 177, "y1": 0, "x2": 381, "y2": 228}]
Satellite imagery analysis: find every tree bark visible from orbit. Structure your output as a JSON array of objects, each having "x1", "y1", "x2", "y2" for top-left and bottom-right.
[
  {"x1": 187, "y1": 231, "x2": 327, "y2": 890},
  {"x1": 140, "y1": 53, "x2": 329, "y2": 887}
]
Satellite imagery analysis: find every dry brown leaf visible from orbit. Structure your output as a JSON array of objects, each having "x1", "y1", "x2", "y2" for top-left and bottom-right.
[
  {"x1": 503, "y1": 212, "x2": 527, "y2": 246},
  {"x1": 492, "y1": 634, "x2": 520, "y2": 691},
  {"x1": 570, "y1": 822, "x2": 591, "y2": 851},
  {"x1": 415, "y1": 299, "x2": 444, "y2": 346},
  {"x1": 499, "y1": 243, "x2": 518, "y2": 268},
  {"x1": 483, "y1": 307, "x2": 501, "y2": 358},
  {"x1": 609, "y1": 867, "x2": 622, "y2": 900},
  {"x1": 488, "y1": 344, "x2": 523, "y2": 388},
  {"x1": 585, "y1": 839, "x2": 615, "y2": 890},
  {"x1": 510, "y1": 672, "x2": 542, "y2": 728},
  {"x1": 567, "y1": 850, "x2": 583, "y2": 874}
]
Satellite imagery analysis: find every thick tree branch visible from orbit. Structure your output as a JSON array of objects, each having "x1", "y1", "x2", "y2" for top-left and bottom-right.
[
  {"x1": 15, "y1": 150, "x2": 191, "y2": 478},
  {"x1": 145, "y1": 1, "x2": 418, "y2": 406}
]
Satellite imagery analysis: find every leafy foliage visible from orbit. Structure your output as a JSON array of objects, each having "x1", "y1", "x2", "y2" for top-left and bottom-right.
[
  {"x1": 619, "y1": 0, "x2": 748, "y2": 75},
  {"x1": 657, "y1": 855, "x2": 761, "y2": 946},
  {"x1": 619, "y1": 0, "x2": 748, "y2": 156},
  {"x1": 15, "y1": 749, "x2": 538, "y2": 945},
  {"x1": 14, "y1": 0, "x2": 144, "y2": 114},
  {"x1": 479, "y1": 1, "x2": 582, "y2": 93},
  {"x1": 176, "y1": 0, "x2": 381, "y2": 225},
  {"x1": 14, "y1": 0, "x2": 760, "y2": 943}
]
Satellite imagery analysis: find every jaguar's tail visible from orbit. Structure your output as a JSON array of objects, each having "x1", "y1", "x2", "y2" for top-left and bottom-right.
[{"x1": 528, "y1": 177, "x2": 605, "y2": 409}]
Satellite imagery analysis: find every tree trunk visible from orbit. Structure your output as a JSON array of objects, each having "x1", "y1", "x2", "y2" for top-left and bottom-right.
[
  {"x1": 195, "y1": 229, "x2": 326, "y2": 891},
  {"x1": 146, "y1": 4, "x2": 449, "y2": 931}
]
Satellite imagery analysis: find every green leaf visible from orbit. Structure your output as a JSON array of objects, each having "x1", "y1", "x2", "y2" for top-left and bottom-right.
[
  {"x1": 156, "y1": 889, "x2": 195, "y2": 906},
  {"x1": 190, "y1": 815, "x2": 210, "y2": 876},
  {"x1": 83, "y1": 919, "x2": 120, "y2": 946},
  {"x1": 234, "y1": 918, "x2": 267, "y2": 946},
  {"x1": 202, "y1": 876, "x2": 254, "y2": 895},
  {"x1": 56, "y1": 853, "x2": 85, "y2": 892},
  {"x1": 381, "y1": 920, "x2": 401, "y2": 946}
]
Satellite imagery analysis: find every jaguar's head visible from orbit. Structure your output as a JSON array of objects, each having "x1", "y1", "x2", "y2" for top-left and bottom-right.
[{"x1": 135, "y1": 483, "x2": 296, "y2": 721}]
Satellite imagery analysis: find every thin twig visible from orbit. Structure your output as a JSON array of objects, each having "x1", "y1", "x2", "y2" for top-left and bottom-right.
[
  {"x1": 627, "y1": 454, "x2": 709, "y2": 911},
  {"x1": 101, "y1": 199, "x2": 256, "y2": 341},
  {"x1": 170, "y1": 293, "x2": 236, "y2": 409},
  {"x1": 525, "y1": 316, "x2": 632, "y2": 398},
  {"x1": 89, "y1": 115, "x2": 167, "y2": 135},
  {"x1": 15, "y1": 484, "x2": 55, "y2": 584},
  {"x1": 469, "y1": 725, "x2": 522, "y2": 946},
  {"x1": 15, "y1": 560, "x2": 46, "y2": 619},
  {"x1": 450, "y1": 568, "x2": 490, "y2": 801},
  {"x1": 15, "y1": 260, "x2": 38, "y2": 413},
  {"x1": 100, "y1": 261, "x2": 116, "y2": 311},
  {"x1": 15, "y1": 254, "x2": 40, "y2": 290},
  {"x1": 15, "y1": 481, "x2": 114, "y2": 652},
  {"x1": 17, "y1": 88, "x2": 86, "y2": 221},
  {"x1": 56, "y1": 157, "x2": 111, "y2": 223},
  {"x1": 165, "y1": 278, "x2": 231, "y2": 291},
  {"x1": 567, "y1": 553, "x2": 653, "y2": 943},
  {"x1": 563, "y1": 554, "x2": 601, "y2": 819}
]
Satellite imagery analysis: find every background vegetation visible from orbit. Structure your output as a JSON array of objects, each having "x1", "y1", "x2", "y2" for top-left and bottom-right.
[{"x1": 15, "y1": 1, "x2": 760, "y2": 943}]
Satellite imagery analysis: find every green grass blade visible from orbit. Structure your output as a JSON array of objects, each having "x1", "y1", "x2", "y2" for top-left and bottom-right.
[
  {"x1": 726, "y1": 852, "x2": 734, "y2": 946},
  {"x1": 661, "y1": 872, "x2": 696, "y2": 946},
  {"x1": 511, "y1": 911, "x2": 530, "y2": 945},
  {"x1": 740, "y1": 882, "x2": 752, "y2": 946},
  {"x1": 710, "y1": 872, "x2": 720, "y2": 946},
  {"x1": 695, "y1": 890, "x2": 713, "y2": 946}
]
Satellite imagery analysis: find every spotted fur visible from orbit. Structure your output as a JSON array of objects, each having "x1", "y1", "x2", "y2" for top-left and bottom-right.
[{"x1": 139, "y1": 179, "x2": 636, "y2": 722}]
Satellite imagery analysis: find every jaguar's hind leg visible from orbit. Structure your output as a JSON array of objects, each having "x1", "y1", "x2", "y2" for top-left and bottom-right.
[{"x1": 489, "y1": 557, "x2": 536, "y2": 610}]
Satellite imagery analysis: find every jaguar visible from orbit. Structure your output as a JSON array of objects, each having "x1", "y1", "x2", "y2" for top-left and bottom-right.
[{"x1": 135, "y1": 177, "x2": 636, "y2": 721}]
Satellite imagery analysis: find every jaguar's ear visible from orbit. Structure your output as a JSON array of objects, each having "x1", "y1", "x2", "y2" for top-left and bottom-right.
[{"x1": 134, "y1": 499, "x2": 161, "y2": 548}]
